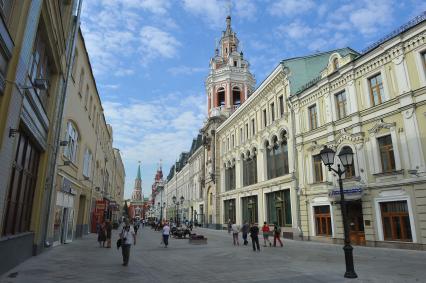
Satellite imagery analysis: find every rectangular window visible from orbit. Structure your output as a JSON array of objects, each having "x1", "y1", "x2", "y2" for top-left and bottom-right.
[
  {"x1": 314, "y1": 205, "x2": 332, "y2": 236},
  {"x1": 378, "y1": 135, "x2": 396, "y2": 173},
  {"x1": 242, "y1": 196, "x2": 258, "y2": 224},
  {"x1": 368, "y1": 73, "x2": 384, "y2": 106},
  {"x1": 224, "y1": 199, "x2": 236, "y2": 223},
  {"x1": 380, "y1": 201, "x2": 412, "y2": 241},
  {"x1": 263, "y1": 109, "x2": 267, "y2": 127},
  {"x1": 231, "y1": 134, "x2": 234, "y2": 148},
  {"x1": 266, "y1": 190, "x2": 292, "y2": 227},
  {"x1": 422, "y1": 51, "x2": 426, "y2": 71},
  {"x1": 308, "y1": 105, "x2": 318, "y2": 130},
  {"x1": 251, "y1": 118, "x2": 255, "y2": 136},
  {"x1": 240, "y1": 128, "x2": 243, "y2": 144},
  {"x1": 313, "y1": 154, "x2": 323, "y2": 183},
  {"x1": 227, "y1": 137, "x2": 230, "y2": 151},
  {"x1": 243, "y1": 155, "x2": 257, "y2": 186},
  {"x1": 3, "y1": 131, "x2": 41, "y2": 236},
  {"x1": 71, "y1": 50, "x2": 78, "y2": 79},
  {"x1": 245, "y1": 123, "x2": 248, "y2": 140},
  {"x1": 271, "y1": 102, "x2": 275, "y2": 122},
  {"x1": 225, "y1": 165, "x2": 236, "y2": 191},
  {"x1": 335, "y1": 91, "x2": 347, "y2": 119},
  {"x1": 279, "y1": 96, "x2": 284, "y2": 117},
  {"x1": 83, "y1": 149, "x2": 92, "y2": 177}
]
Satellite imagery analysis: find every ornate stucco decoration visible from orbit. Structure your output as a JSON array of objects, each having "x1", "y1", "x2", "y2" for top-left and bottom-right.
[
  {"x1": 334, "y1": 128, "x2": 365, "y2": 145},
  {"x1": 368, "y1": 119, "x2": 396, "y2": 134}
]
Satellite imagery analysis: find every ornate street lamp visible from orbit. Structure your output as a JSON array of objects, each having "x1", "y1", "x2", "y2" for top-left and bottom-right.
[
  {"x1": 180, "y1": 196, "x2": 185, "y2": 224},
  {"x1": 319, "y1": 145, "x2": 357, "y2": 279}
]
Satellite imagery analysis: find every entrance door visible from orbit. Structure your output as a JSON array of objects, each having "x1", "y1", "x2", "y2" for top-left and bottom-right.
[
  {"x1": 347, "y1": 201, "x2": 365, "y2": 245},
  {"x1": 66, "y1": 209, "x2": 74, "y2": 243},
  {"x1": 61, "y1": 208, "x2": 68, "y2": 244}
]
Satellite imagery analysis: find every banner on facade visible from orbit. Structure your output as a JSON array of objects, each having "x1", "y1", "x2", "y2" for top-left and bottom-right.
[
  {"x1": 328, "y1": 187, "x2": 364, "y2": 202},
  {"x1": 95, "y1": 200, "x2": 106, "y2": 212}
]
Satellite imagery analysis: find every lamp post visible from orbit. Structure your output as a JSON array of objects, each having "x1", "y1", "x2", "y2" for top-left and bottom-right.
[
  {"x1": 319, "y1": 145, "x2": 357, "y2": 279},
  {"x1": 172, "y1": 195, "x2": 178, "y2": 226},
  {"x1": 180, "y1": 196, "x2": 185, "y2": 225}
]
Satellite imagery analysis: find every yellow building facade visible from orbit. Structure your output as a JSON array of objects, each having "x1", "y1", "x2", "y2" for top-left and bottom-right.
[
  {"x1": 51, "y1": 30, "x2": 125, "y2": 245},
  {"x1": 291, "y1": 16, "x2": 426, "y2": 249},
  {"x1": 0, "y1": 0, "x2": 80, "y2": 273}
]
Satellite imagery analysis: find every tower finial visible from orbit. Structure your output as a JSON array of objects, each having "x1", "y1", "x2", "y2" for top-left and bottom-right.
[{"x1": 226, "y1": 0, "x2": 232, "y2": 31}]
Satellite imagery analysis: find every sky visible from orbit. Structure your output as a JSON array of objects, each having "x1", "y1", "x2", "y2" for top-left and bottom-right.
[{"x1": 80, "y1": 0, "x2": 426, "y2": 199}]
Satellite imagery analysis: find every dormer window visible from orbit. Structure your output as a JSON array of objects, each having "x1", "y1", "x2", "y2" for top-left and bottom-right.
[{"x1": 333, "y1": 58, "x2": 339, "y2": 70}]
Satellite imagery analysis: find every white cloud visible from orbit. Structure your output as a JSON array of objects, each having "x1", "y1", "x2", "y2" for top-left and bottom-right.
[
  {"x1": 139, "y1": 26, "x2": 181, "y2": 63},
  {"x1": 234, "y1": 0, "x2": 257, "y2": 20},
  {"x1": 182, "y1": 0, "x2": 227, "y2": 28},
  {"x1": 81, "y1": 0, "x2": 178, "y2": 76},
  {"x1": 277, "y1": 21, "x2": 313, "y2": 40},
  {"x1": 167, "y1": 66, "x2": 205, "y2": 76},
  {"x1": 268, "y1": 0, "x2": 315, "y2": 17}
]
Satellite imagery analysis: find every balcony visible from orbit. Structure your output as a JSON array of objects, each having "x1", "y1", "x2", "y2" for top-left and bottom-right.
[{"x1": 209, "y1": 105, "x2": 240, "y2": 118}]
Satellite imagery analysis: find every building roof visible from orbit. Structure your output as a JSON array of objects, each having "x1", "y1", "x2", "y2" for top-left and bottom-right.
[{"x1": 282, "y1": 47, "x2": 359, "y2": 96}]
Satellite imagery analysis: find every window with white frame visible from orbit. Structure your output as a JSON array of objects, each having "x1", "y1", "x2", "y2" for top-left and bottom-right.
[
  {"x1": 64, "y1": 121, "x2": 79, "y2": 163},
  {"x1": 83, "y1": 148, "x2": 92, "y2": 177},
  {"x1": 308, "y1": 104, "x2": 318, "y2": 130},
  {"x1": 368, "y1": 73, "x2": 384, "y2": 106},
  {"x1": 378, "y1": 135, "x2": 395, "y2": 172},
  {"x1": 335, "y1": 91, "x2": 347, "y2": 119}
]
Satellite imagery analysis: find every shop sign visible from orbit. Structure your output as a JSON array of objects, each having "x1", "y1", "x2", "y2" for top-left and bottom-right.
[
  {"x1": 328, "y1": 187, "x2": 364, "y2": 202},
  {"x1": 96, "y1": 200, "x2": 106, "y2": 211}
]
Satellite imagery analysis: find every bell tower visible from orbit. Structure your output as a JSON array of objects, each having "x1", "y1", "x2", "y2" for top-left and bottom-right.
[{"x1": 206, "y1": 15, "x2": 255, "y2": 117}]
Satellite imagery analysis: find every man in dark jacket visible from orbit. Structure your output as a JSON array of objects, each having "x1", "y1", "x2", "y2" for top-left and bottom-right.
[
  {"x1": 249, "y1": 223, "x2": 260, "y2": 252},
  {"x1": 241, "y1": 221, "x2": 249, "y2": 246}
]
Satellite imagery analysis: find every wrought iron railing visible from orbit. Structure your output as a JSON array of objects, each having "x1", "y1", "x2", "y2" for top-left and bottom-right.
[{"x1": 362, "y1": 11, "x2": 426, "y2": 54}]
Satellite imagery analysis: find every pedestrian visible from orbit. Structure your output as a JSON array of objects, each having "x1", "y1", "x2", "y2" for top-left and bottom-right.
[
  {"x1": 120, "y1": 219, "x2": 136, "y2": 266},
  {"x1": 241, "y1": 221, "x2": 249, "y2": 246},
  {"x1": 262, "y1": 222, "x2": 272, "y2": 247},
  {"x1": 134, "y1": 222, "x2": 139, "y2": 235},
  {"x1": 227, "y1": 218, "x2": 232, "y2": 234},
  {"x1": 273, "y1": 222, "x2": 283, "y2": 247},
  {"x1": 105, "y1": 220, "x2": 112, "y2": 248},
  {"x1": 231, "y1": 221, "x2": 240, "y2": 246},
  {"x1": 97, "y1": 221, "x2": 106, "y2": 247},
  {"x1": 249, "y1": 222, "x2": 260, "y2": 252},
  {"x1": 162, "y1": 221, "x2": 170, "y2": 248}
]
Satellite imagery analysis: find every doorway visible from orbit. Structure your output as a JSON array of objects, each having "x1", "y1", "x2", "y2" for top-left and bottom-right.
[{"x1": 347, "y1": 201, "x2": 365, "y2": 245}]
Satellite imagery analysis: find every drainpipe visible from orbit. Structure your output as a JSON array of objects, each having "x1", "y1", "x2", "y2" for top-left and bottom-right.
[{"x1": 42, "y1": 0, "x2": 83, "y2": 248}]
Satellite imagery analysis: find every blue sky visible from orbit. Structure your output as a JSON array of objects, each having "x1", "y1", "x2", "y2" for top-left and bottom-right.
[{"x1": 80, "y1": 0, "x2": 426, "y2": 199}]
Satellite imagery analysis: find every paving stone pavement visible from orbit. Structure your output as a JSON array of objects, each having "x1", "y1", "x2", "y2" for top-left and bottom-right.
[{"x1": 1, "y1": 226, "x2": 426, "y2": 283}]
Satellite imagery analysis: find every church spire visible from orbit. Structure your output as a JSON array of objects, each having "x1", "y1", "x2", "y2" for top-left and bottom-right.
[{"x1": 136, "y1": 162, "x2": 141, "y2": 180}]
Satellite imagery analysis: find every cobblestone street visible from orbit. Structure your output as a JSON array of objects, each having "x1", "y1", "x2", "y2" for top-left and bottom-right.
[{"x1": 1, "y1": 226, "x2": 425, "y2": 283}]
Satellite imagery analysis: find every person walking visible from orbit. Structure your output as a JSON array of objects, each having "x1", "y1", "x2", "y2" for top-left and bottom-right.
[
  {"x1": 273, "y1": 222, "x2": 284, "y2": 247},
  {"x1": 227, "y1": 219, "x2": 232, "y2": 234},
  {"x1": 250, "y1": 223, "x2": 260, "y2": 252},
  {"x1": 241, "y1": 221, "x2": 249, "y2": 246},
  {"x1": 97, "y1": 221, "x2": 106, "y2": 247},
  {"x1": 231, "y1": 221, "x2": 240, "y2": 246},
  {"x1": 262, "y1": 222, "x2": 272, "y2": 247},
  {"x1": 162, "y1": 222, "x2": 170, "y2": 248},
  {"x1": 120, "y1": 220, "x2": 136, "y2": 266},
  {"x1": 134, "y1": 222, "x2": 139, "y2": 235},
  {"x1": 105, "y1": 220, "x2": 112, "y2": 248}
]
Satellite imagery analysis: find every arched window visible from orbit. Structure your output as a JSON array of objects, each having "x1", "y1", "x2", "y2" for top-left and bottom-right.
[
  {"x1": 225, "y1": 161, "x2": 236, "y2": 191},
  {"x1": 64, "y1": 121, "x2": 79, "y2": 163},
  {"x1": 340, "y1": 146, "x2": 355, "y2": 178},
  {"x1": 217, "y1": 87, "x2": 225, "y2": 107},
  {"x1": 232, "y1": 86, "x2": 241, "y2": 107},
  {"x1": 243, "y1": 149, "x2": 257, "y2": 186},
  {"x1": 267, "y1": 132, "x2": 289, "y2": 179},
  {"x1": 333, "y1": 58, "x2": 339, "y2": 70}
]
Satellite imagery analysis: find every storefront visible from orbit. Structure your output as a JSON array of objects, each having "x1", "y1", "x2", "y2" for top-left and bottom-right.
[
  {"x1": 53, "y1": 177, "x2": 76, "y2": 246},
  {"x1": 223, "y1": 199, "x2": 236, "y2": 224},
  {"x1": 241, "y1": 196, "x2": 258, "y2": 224},
  {"x1": 91, "y1": 199, "x2": 107, "y2": 233},
  {"x1": 265, "y1": 190, "x2": 292, "y2": 227}
]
